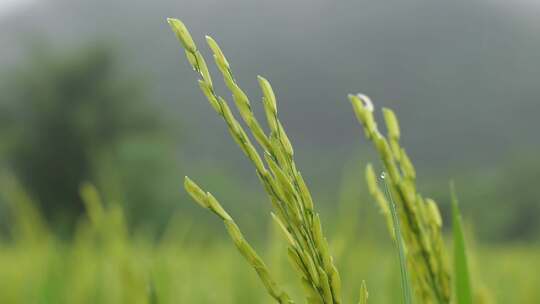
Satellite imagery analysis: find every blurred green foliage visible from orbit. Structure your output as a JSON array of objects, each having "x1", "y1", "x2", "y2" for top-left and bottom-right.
[
  {"x1": 424, "y1": 155, "x2": 540, "y2": 242},
  {"x1": 0, "y1": 44, "x2": 180, "y2": 233},
  {"x1": 0, "y1": 180, "x2": 538, "y2": 303}
]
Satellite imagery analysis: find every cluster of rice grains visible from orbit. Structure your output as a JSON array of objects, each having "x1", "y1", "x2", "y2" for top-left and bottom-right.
[
  {"x1": 168, "y1": 18, "x2": 347, "y2": 304},
  {"x1": 350, "y1": 94, "x2": 452, "y2": 304}
]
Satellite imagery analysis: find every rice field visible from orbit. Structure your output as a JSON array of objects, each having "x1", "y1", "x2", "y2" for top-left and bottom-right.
[
  {"x1": 0, "y1": 17, "x2": 538, "y2": 304},
  {"x1": 0, "y1": 196, "x2": 538, "y2": 303}
]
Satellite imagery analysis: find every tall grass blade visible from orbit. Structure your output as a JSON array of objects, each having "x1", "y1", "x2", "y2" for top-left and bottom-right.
[
  {"x1": 358, "y1": 280, "x2": 369, "y2": 304},
  {"x1": 147, "y1": 279, "x2": 159, "y2": 304},
  {"x1": 451, "y1": 182, "x2": 473, "y2": 304},
  {"x1": 382, "y1": 173, "x2": 413, "y2": 304}
]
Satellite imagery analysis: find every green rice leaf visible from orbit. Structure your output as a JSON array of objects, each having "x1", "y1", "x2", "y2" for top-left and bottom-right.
[
  {"x1": 382, "y1": 172, "x2": 414, "y2": 304},
  {"x1": 451, "y1": 182, "x2": 473, "y2": 304}
]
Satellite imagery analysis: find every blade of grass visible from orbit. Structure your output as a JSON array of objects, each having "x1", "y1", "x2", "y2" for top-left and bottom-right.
[
  {"x1": 358, "y1": 280, "x2": 369, "y2": 304},
  {"x1": 147, "y1": 278, "x2": 158, "y2": 304},
  {"x1": 382, "y1": 172, "x2": 413, "y2": 304},
  {"x1": 451, "y1": 182, "x2": 472, "y2": 304}
]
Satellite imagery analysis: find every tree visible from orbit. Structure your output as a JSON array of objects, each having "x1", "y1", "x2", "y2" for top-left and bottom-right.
[{"x1": 1, "y1": 44, "x2": 160, "y2": 230}]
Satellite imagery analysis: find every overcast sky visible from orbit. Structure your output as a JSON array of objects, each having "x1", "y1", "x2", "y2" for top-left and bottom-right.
[{"x1": 0, "y1": 0, "x2": 34, "y2": 17}]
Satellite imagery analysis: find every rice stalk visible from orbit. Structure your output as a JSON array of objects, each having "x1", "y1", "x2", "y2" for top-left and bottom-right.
[
  {"x1": 350, "y1": 94, "x2": 451, "y2": 303},
  {"x1": 168, "y1": 18, "x2": 351, "y2": 304},
  {"x1": 382, "y1": 172, "x2": 414, "y2": 304},
  {"x1": 184, "y1": 177, "x2": 292, "y2": 303}
]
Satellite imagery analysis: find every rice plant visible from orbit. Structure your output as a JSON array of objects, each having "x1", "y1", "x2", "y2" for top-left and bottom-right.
[
  {"x1": 168, "y1": 17, "x2": 348, "y2": 304},
  {"x1": 350, "y1": 94, "x2": 474, "y2": 304}
]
